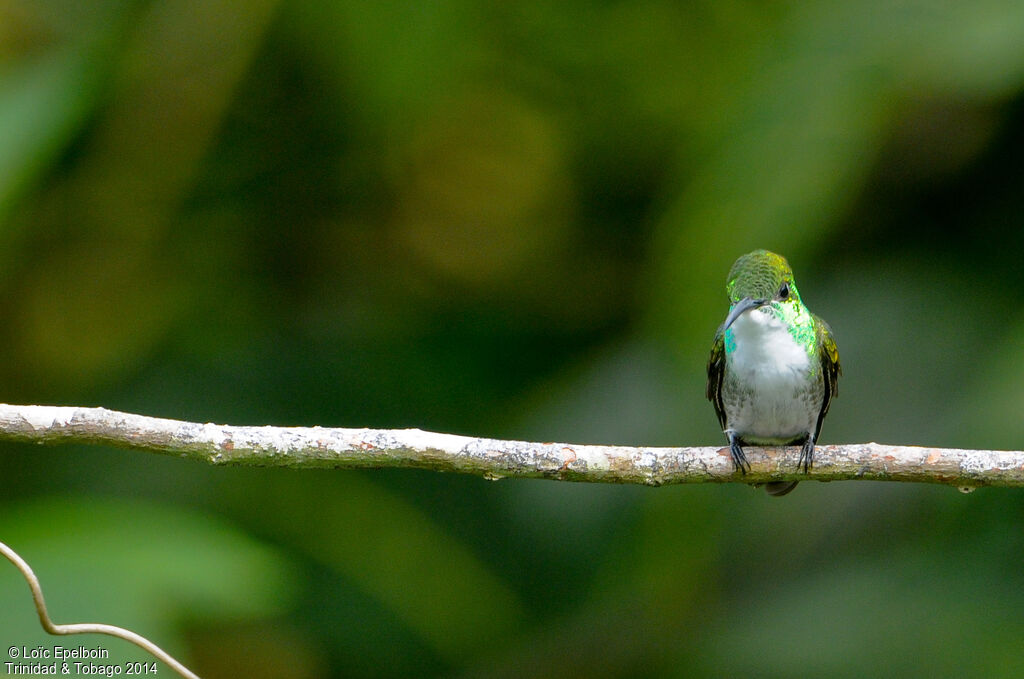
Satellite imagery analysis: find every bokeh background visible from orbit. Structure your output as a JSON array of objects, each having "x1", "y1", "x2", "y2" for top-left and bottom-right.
[{"x1": 2, "y1": 1, "x2": 1024, "y2": 677}]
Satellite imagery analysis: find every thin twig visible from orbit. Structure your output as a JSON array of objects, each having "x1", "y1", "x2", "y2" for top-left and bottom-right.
[
  {"x1": 0, "y1": 540, "x2": 201, "y2": 679},
  {"x1": 0, "y1": 403, "x2": 1021, "y2": 488}
]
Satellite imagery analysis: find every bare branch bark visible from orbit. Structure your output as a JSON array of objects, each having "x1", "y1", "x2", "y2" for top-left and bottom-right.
[{"x1": 0, "y1": 404, "x2": 1021, "y2": 488}]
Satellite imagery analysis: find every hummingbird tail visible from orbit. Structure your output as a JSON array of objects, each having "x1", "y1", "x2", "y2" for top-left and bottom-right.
[{"x1": 763, "y1": 481, "x2": 799, "y2": 497}]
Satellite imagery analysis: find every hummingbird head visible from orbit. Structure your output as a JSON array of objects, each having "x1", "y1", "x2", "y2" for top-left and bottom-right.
[{"x1": 722, "y1": 250, "x2": 802, "y2": 331}]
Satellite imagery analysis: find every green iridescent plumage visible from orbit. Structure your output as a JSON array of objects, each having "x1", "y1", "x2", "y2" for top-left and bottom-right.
[{"x1": 706, "y1": 250, "x2": 840, "y2": 496}]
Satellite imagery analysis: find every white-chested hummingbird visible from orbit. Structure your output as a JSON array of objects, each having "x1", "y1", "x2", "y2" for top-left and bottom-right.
[{"x1": 706, "y1": 250, "x2": 841, "y2": 496}]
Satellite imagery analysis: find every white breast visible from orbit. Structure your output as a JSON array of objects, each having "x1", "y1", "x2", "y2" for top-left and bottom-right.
[{"x1": 723, "y1": 308, "x2": 819, "y2": 443}]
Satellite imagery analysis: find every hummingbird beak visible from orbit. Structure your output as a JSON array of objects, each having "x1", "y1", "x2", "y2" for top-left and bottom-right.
[{"x1": 723, "y1": 296, "x2": 767, "y2": 331}]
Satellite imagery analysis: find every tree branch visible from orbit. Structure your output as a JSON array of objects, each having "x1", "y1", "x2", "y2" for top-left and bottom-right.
[{"x1": 0, "y1": 404, "x2": 1021, "y2": 488}]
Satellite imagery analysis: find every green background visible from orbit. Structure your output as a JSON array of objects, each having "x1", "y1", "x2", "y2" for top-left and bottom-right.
[{"x1": 2, "y1": 1, "x2": 1024, "y2": 677}]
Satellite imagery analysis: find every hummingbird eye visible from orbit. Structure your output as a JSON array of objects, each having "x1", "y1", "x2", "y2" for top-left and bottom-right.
[{"x1": 778, "y1": 282, "x2": 790, "y2": 300}]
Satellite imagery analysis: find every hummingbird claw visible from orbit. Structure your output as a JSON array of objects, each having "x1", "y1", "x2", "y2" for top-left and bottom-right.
[
  {"x1": 727, "y1": 434, "x2": 751, "y2": 475},
  {"x1": 798, "y1": 438, "x2": 815, "y2": 473}
]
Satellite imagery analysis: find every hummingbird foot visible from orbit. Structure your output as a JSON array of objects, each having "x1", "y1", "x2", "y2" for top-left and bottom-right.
[
  {"x1": 797, "y1": 437, "x2": 815, "y2": 473},
  {"x1": 727, "y1": 432, "x2": 751, "y2": 475}
]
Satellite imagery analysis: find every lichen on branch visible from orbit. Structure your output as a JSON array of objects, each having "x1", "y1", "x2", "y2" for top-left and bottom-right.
[{"x1": 1, "y1": 404, "x2": 1022, "y2": 488}]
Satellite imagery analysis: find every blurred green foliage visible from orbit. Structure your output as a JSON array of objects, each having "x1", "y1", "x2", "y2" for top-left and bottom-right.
[{"x1": 2, "y1": 1, "x2": 1024, "y2": 677}]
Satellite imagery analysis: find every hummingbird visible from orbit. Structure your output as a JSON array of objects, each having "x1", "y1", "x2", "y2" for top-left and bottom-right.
[{"x1": 706, "y1": 250, "x2": 841, "y2": 496}]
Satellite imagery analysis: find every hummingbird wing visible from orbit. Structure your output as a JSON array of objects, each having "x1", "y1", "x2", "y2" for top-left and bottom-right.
[
  {"x1": 706, "y1": 324, "x2": 728, "y2": 430},
  {"x1": 812, "y1": 314, "x2": 841, "y2": 440}
]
